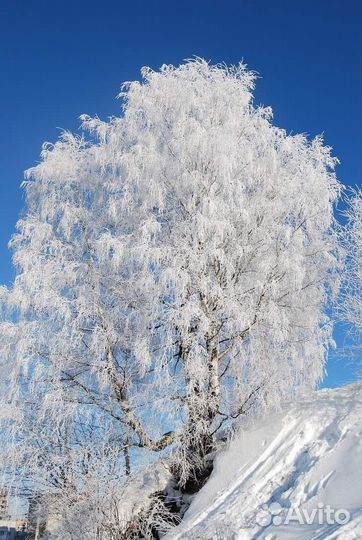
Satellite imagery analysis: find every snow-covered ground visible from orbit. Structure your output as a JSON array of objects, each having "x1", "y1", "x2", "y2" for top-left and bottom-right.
[{"x1": 166, "y1": 383, "x2": 361, "y2": 540}]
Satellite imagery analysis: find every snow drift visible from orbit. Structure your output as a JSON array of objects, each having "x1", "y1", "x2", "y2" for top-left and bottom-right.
[{"x1": 166, "y1": 383, "x2": 361, "y2": 540}]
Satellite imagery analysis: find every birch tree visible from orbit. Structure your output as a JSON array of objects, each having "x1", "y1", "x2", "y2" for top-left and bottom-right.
[{"x1": 0, "y1": 59, "x2": 341, "y2": 495}]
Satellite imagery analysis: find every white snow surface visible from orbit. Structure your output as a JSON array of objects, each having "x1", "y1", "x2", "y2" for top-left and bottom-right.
[{"x1": 166, "y1": 383, "x2": 362, "y2": 540}]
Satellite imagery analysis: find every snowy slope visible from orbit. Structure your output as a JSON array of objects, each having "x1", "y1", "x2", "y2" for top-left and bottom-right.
[{"x1": 166, "y1": 384, "x2": 362, "y2": 540}]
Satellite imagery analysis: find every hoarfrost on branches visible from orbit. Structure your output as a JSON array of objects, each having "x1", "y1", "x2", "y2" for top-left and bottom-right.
[
  {"x1": 0, "y1": 59, "x2": 342, "y2": 533},
  {"x1": 336, "y1": 188, "x2": 362, "y2": 337}
]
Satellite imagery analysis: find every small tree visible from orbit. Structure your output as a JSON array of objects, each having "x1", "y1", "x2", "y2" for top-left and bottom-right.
[{"x1": 0, "y1": 59, "x2": 340, "y2": 499}]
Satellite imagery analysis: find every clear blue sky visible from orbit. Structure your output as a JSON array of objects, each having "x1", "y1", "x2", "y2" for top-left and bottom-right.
[{"x1": 0, "y1": 0, "x2": 360, "y2": 387}]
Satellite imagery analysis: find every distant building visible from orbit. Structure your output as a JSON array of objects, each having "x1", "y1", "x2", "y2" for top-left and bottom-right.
[
  {"x1": 0, "y1": 520, "x2": 26, "y2": 540},
  {"x1": 0, "y1": 492, "x2": 8, "y2": 520},
  {"x1": 0, "y1": 491, "x2": 27, "y2": 539},
  {"x1": 0, "y1": 520, "x2": 17, "y2": 540}
]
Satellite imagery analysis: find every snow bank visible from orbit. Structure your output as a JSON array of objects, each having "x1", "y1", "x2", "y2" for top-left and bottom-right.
[{"x1": 166, "y1": 383, "x2": 361, "y2": 540}]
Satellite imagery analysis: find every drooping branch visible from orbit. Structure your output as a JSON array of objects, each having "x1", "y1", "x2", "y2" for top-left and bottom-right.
[{"x1": 105, "y1": 349, "x2": 179, "y2": 451}]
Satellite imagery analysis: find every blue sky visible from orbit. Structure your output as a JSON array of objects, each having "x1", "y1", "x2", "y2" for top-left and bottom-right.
[{"x1": 0, "y1": 0, "x2": 360, "y2": 387}]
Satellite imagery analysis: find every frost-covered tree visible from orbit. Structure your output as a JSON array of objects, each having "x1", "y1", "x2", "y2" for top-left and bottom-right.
[
  {"x1": 0, "y1": 59, "x2": 341, "y2": 498},
  {"x1": 336, "y1": 188, "x2": 361, "y2": 336}
]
